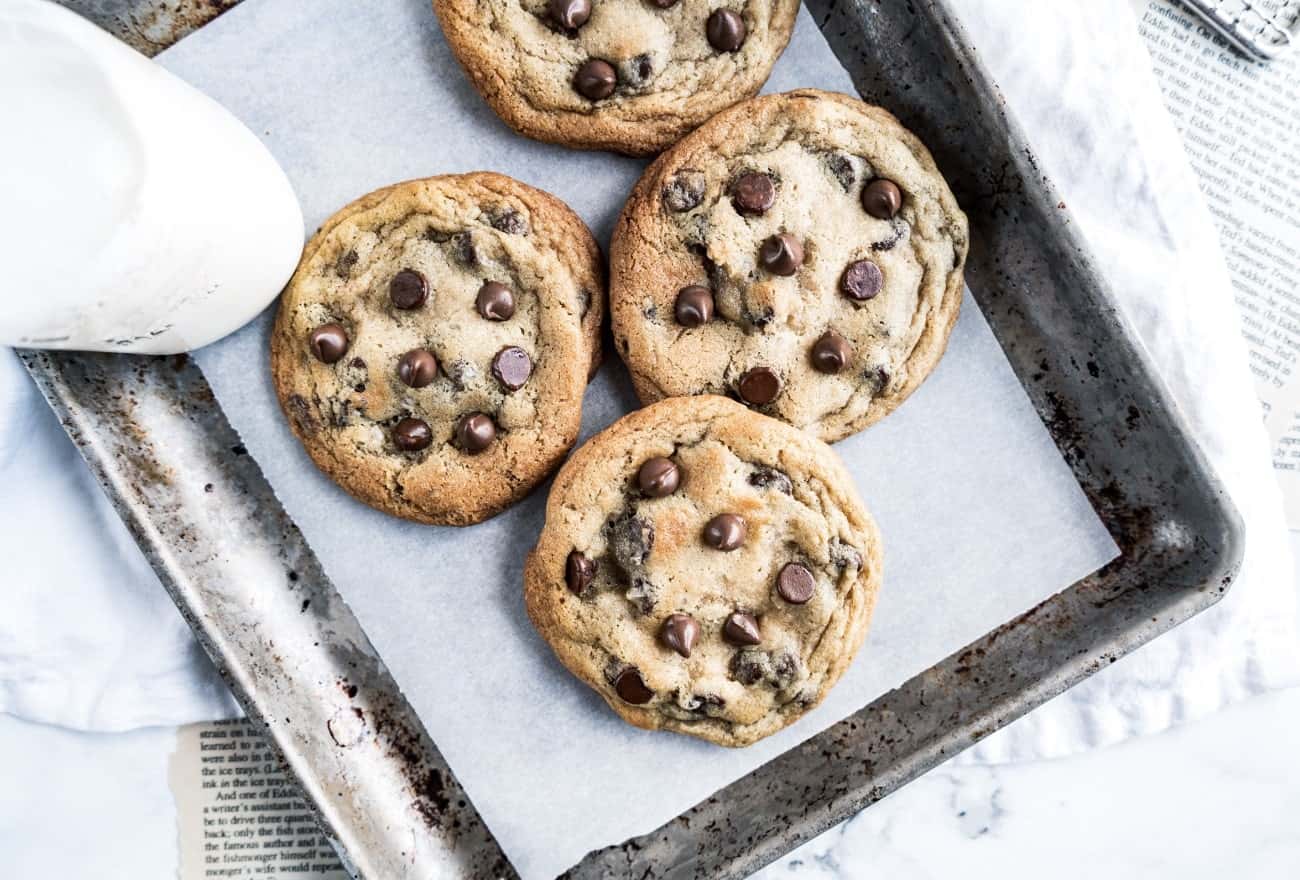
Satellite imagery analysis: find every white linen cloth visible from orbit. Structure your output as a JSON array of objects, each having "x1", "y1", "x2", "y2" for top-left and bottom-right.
[{"x1": 0, "y1": 0, "x2": 1295, "y2": 763}]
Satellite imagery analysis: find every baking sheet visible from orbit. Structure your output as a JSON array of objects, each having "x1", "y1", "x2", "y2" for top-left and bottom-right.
[{"x1": 158, "y1": 1, "x2": 1120, "y2": 877}]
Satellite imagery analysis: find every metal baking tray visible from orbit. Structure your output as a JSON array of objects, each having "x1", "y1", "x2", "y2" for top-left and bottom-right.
[
  {"x1": 26, "y1": 0, "x2": 1243, "y2": 876},
  {"x1": 1179, "y1": 0, "x2": 1298, "y2": 60}
]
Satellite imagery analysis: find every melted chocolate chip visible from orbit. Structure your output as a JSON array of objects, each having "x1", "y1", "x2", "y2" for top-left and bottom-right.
[
  {"x1": 455, "y1": 412, "x2": 496, "y2": 453},
  {"x1": 771, "y1": 652, "x2": 801, "y2": 688},
  {"x1": 309, "y1": 324, "x2": 349, "y2": 363},
  {"x1": 335, "y1": 249, "x2": 358, "y2": 277},
  {"x1": 841, "y1": 260, "x2": 884, "y2": 301},
  {"x1": 862, "y1": 178, "x2": 903, "y2": 219},
  {"x1": 811, "y1": 331, "x2": 852, "y2": 374},
  {"x1": 723, "y1": 612, "x2": 762, "y2": 646},
  {"x1": 730, "y1": 649, "x2": 769, "y2": 686},
  {"x1": 824, "y1": 152, "x2": 857, "y2": 191},
  {"x1": 674, "y1": 285, "x2": 714, "y2": 327},
  {"x1": 393, "y1": 417, "x2": 432, "y2": 452},
  {"x1": 759, "y1": 233, "x2": 804, "y2": 276},
  {"x1": 662, "y1": 169, "x2": 706, "y2": 212},
  {"x1": 749, "y1": 466, "x2": 792, "y2": 494},
  {"x1": 574, "y1": 58, "x2": 617, "y2": 100},
  {"x1": 622, "y1": 53, "x2": 655, "y2": 88},
  {"x1": 491, "y1": 346, "x2": 533, "y2": 391},
  {"x1": 389, "y1": 268, "x2": 428, "y2": 309},
  {"x1": 776, "y1": 562, "x2": 816, "y2": 604},
  {"x1": 830, "y1": 540, "x2": 863, "y2": 570},
  {"x1": 548, "y1": 0, "x2": 591, "y2": 31},
  {"x1": 703, "y1": 513, "x2": 746, "y2": 551},
  {"x1": 685, "y1": 693, "x2": 726, "y2": 715},
  {"x1": 565, "y1": 551, "x2": 596, "y2": 595},
  {"x1": 397, "y1": 349, "x2": 438, "y2": 388},
  {"x1": 451, "y1": 232, "x2": 477, "y2": 266},
  {"x1": 871, "y1": 219, "x2": 907, "y2": 252},
  {"x1": 614, "y1": 667, "x2": 654, "y2": 704},
  {"x1": 476, "y1": 281, "x2": 515, "y2": 321},
  {"x1": 607, "y1": 511, "x2": 655, "y2": 573},
  {"x1": 489, "y1": 209, "x2": 529, "y2": 236},
  {"x1": 660, "y1": 614, "x2": 700, "y2": 658},
  {"x1": 637, "y1": 457, "x2": 681, "y2": 497},
  {"x1": 706, "y1": 9, "x2": 747, "y2": 52},
  {"x1": 731, "y1": 172, "x2": 775, "y2": 215},
  {"x1": 738, "y1": 367, "x2": 781, "y2": 406},
  {"x1": 286, "y1": 394, "x2": 318, "y2": 437},
  {"x1": 625, "y1": 577, "x2": 658, "y2": 615}
]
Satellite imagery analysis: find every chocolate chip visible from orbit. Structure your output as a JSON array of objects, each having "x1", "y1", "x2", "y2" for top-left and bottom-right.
[
  {"x1": 841, "y1": 260, "x2": 883, "y2": 301},
  {"x1": 647, "y1": 0, "x2": 678, "y2": 7},
  {"x1": 565, "y1": 551, "x2": 596, "y2": 595},
  {"x1": 662, "y1": 169, "x2": 706, "y2": 212},
  {"x1": 455, "y1": 412, "x2": 496, "y2": 453},
  {"x1": 862, "y1": 178, "x2": 903, "y2": 219},
  {"x1": 637, "y1": 457, "x2": 680, "y2": 497},
  {"x1": 776, "y1": 562, "x2": 816, "y2": 604},
  {"x1": 614, "y1": 667, "x2": 654, "y2": 704},
  {"x1": 723, "y1": 612, "x2": 762, "y2": 646},
  {"x1": 476, "y1": 281, "x2": 515, "y2": 321},
  {"x1": 706, "y1": 9, "x2": 747, "y2": 52},
  {"x1": 811, "y1": 331, "x2": 852, "y2": 374},
  {"x1": 660, "y1": 614, "x2": 700, "y2": 658},
  {"x1": 489, "y1": 209, "x2": 529, "y2": 236},
  {"x1": 349, "y1": 357, "x2": 366, "y2": 370},
  {"x1": 731, "y1": 172, "x2": 775, "y2": 215},
  {"x1": 759, "y1": 233, "x2": 803, "y2": 276},
  {"x1": 824, "y1": 152, "x2": 856, "y2": 191},
  {"x1": 737, "y1": 367, "x2": 780, "y2": 405},
  {"x1": 873, "y1": 366, "x2": 891, "y2": 391},
  {"x1": 393, "y1": 417, "x2": 432, "y2": 452},
  {"x1": 492, "y1": 346, "x2": 533, "y2": 391},
  {"x1": 574, "y1": 58, "x2": 617, "y2": 100},
  {"x1": 674, "y1": 285, "x2": 714, "y2": 327},
  {"x1": 703, "y1": 513, "x2": 746, "y2": 551},
  {"x1": 389, "y1": 268, "x2": 428, "y2": 309},
  {"x1": 309, "y1": 324, "x2": 349, "y2": 364},
  {"x1": 749, "y1": 466, "x2": 792, "y2": 494},
  {"x1": 397, "y1": 349, "x2": 438, "y2": 388},
  {"x1": 607, "y1": 512, "x2": 655, "y2": 573},
  {"x1": 548, "y1": 0, "x2": 590, "y2": 31}
]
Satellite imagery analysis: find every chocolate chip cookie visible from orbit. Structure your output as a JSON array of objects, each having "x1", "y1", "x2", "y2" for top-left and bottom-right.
[
  {"x1": 610, "y1": 89, "x2": 969, "y2": 442},
  {"x1": 524, "y1": 395, "x2": 882, "y2": 746},
  {"x1": 271, "y1": 173, "x2": 603, "y2": 525},
  {"x1": 432, "y1": 0, "x2": 800, "y2": 155}
]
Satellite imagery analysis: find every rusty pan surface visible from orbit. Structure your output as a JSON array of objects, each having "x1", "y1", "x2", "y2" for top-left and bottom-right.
[{"x1": 24, "y1": 0, "x2": 1241, "y2": 877}]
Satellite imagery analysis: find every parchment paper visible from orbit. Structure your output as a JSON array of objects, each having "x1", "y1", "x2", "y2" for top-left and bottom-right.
[{"x1": 158, "y1": 2, "x2": 1119, "y2": 876}]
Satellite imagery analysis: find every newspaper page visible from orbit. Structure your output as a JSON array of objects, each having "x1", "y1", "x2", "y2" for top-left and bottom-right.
[
  {"x1": 169, "y1": 720, "x2": 348, "y2": 879},
  {"x1": 1132, "y1": 0, "x2": 1300, "y2": 524}
]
